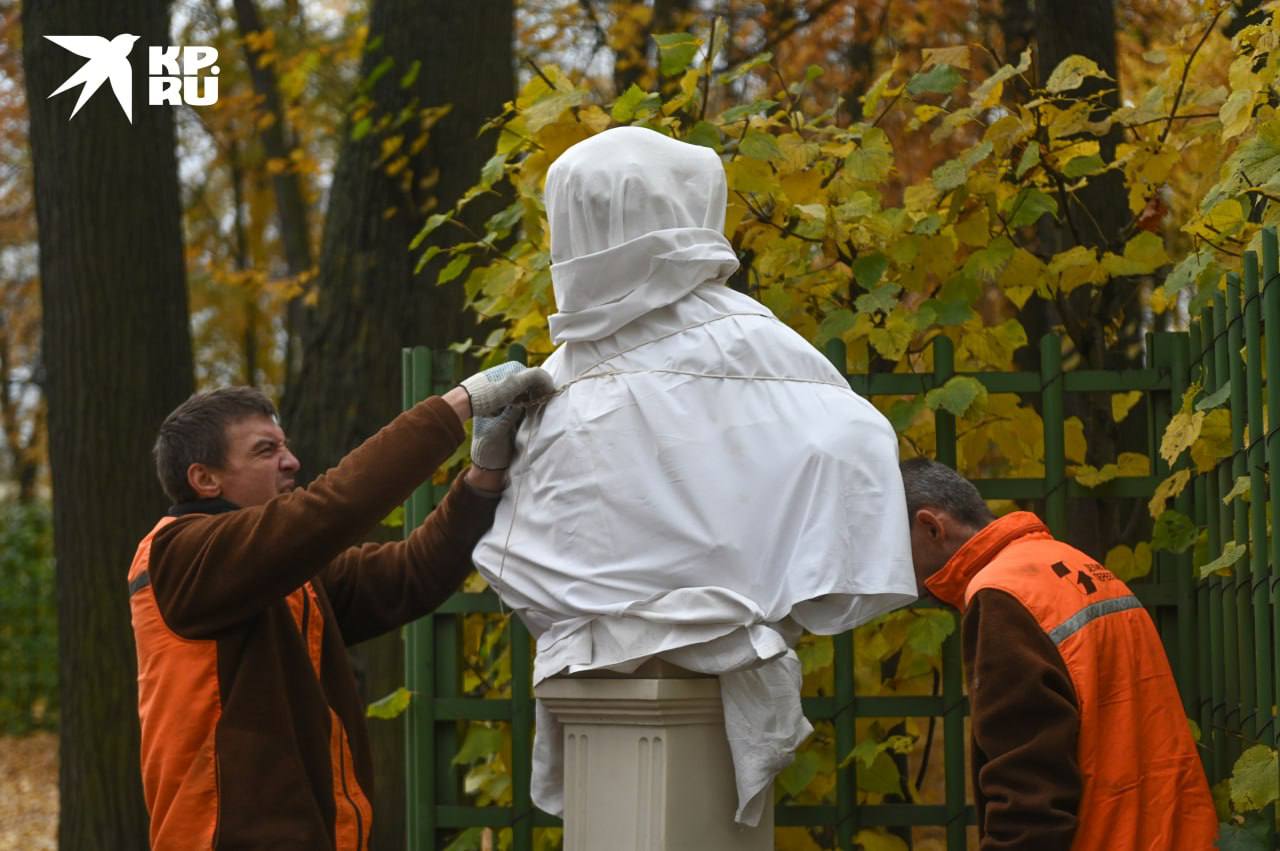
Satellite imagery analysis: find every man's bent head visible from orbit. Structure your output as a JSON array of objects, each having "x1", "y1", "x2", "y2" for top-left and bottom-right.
[
  {"x1": 899, "y1": 457, "x2": 995, "y2": 588},
  {"x1": 154, "y1": 387, "x2": 300, "y2": 507}
]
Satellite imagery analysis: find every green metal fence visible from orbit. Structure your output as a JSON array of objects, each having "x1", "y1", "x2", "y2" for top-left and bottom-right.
[{"x1": 401, "y1": 229, "x2": 1280, "y2": 849}]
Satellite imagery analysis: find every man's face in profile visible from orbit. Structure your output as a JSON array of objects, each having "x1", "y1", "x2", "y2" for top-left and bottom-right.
[{"x1": 206, "y1": 416, "x2": 300, "y2": 506}]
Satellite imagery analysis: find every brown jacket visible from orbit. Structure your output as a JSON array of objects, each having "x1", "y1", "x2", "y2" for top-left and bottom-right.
[{"x1": 128, "y1": 397, "x2": 498, "y2": 850}]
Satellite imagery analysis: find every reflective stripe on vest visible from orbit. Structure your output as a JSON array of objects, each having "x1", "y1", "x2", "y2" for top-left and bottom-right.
[{"x1": 1048, "y1": 594, "x2": 1143, "y2": 645}]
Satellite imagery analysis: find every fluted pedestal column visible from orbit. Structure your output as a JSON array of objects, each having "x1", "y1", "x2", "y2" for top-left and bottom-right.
[{"x1": 535, "y1": 673, "x2": 773, "y2": 851}]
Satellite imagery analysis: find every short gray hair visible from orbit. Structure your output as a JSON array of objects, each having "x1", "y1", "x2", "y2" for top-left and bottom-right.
[{"x1": 899, "y1": 457, "x2": 995, "y2": 530}]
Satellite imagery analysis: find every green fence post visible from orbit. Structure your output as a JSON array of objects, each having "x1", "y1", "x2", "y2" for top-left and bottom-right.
[
  {"x1": 1199, "y1": 306, "x2": 1228, "y2": 776},
  {"x1": 1227, "y1": 274, "x2": 1257, "y2": 734},
  {"x1": 1040, "y1": 334, "x2": 1067, "y2": 539},
  {"x1": 933, "y1": 334, "x2": 967, "y2": 851},
  {"x1": 1263, "y1": 226, "x2": 1280, "y2": 751},
  {"x1": 1213, "y1": 291, "x2": 1243, "y2": 766},
  {"x1": 825, "y1": 338, "x2": 858, "y2": 851},
  {"x1": 405, "y1": 346, "x2": 436, "y2": 851},
  {"x1": 1160, "y1": 332, "x2": 1198, "y2": 714},
  {"x1": 504, "y1": 343, "x2": 535, "y2": 851},
  {"x1": 1187, "y1": 321, "x2": 1214, "y2": 775},
  {"x1": 1242, "y1": 254, "x2": 1271, "y2": 747}
]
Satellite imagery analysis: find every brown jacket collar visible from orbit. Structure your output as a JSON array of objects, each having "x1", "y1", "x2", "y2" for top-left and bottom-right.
[{"x1": 923, "y1": 511, "x2": 1050, "y2": 610}]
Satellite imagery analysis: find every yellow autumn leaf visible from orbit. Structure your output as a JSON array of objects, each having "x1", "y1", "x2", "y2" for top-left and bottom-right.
[
  {"x1": 1191, "y1": 409, "x2": 1233, "y2": 473},
  {"x1": 1112, "y1": 391, "x2": 1143, "y2": 423},
  {"x1": 1160, "y1": 409, "x2": 1206, "y2": 466},
  {"x1": 1106, "y1": 542, "x2": 1153, "y2": 582},
  {"x1": 998, "y1": 248, "x2": 1045, "y2": 309},
  {"x1": 954, "y1": 207, "x2": 989, "y2": 246},
  {"x1": 1065, "y1": 416, "x2": 1086, "y2": 465},
  {"x1": 1117, "y1": 452, "x2": 1150, "y2": 476},
  {"x1": 922, "y1": 45, "x2": 971, "y2": 70},
  {"x1": 1046, "y1": 54, "x2": 1110, "y2": 93},
  {"x1": 1074, "y1": 463, "x2": 1118, "y2": 487},
  {"x1": 1149, "y1": 469, "x2": 1192, "y2": 518},
  {"x1": 854, "y1": 829, "x2": 910, "y2": 851},
  {"x1": 1220, "y1": 89, "x2": 1255, "y2": 140},
  {"x1": 1101, "y1": 232, "x2": 1170, "y2": 276}
]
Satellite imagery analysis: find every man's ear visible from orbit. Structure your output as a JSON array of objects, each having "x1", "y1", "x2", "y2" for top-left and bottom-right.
[
  {"x1": 915, "y1": 508, "x2": 944, "y2": 541},
  {"x1": 187, "y1": 463, "x2": 222, "y2": 499}
]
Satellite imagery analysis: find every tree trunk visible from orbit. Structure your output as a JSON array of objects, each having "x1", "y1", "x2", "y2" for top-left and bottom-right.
[
  {"x1": 22, "y1": 1, "x2": 195, "y2": 847},
  {"x1": 282, "y1": 2, "x2": 514, "y2": 847},
  {"x1": 232, "y1": 0, "x2": 313, "y2": 388},
  {"x1": 1031, "y1": 0, "x2": 1150, "y2": 560}
]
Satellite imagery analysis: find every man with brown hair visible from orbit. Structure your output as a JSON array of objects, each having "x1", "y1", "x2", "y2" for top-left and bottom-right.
[
  {"x1": 128, "y1": 363, "x2": 552, "y2": 850},
  {"x1": 900, "y1": 457, "x2": 1216, "y2": 850}
]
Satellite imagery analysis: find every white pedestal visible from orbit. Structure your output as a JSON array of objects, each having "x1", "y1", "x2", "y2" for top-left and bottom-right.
[{"x1": 535, "y1": 675, "x2": 773, "y2": 851}]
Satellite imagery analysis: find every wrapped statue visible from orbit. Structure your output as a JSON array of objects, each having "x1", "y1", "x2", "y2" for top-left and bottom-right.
[{"x1": 472, "y1": 125, "x2": 917, "y2": 826}]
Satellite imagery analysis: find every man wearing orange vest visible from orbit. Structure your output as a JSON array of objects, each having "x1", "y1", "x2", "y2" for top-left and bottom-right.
[
  {"x1": 900, "y1": 457, "x2": 1218, "y2": 849},
  {"x1": 129, "y1": 363, "x2": 552, "y2": 850}
]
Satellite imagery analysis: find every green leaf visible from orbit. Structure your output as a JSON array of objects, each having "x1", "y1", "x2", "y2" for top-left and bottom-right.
[
  {"x1": 906, "y1": 64, "x2": 963, "y2": 96},
  {"x1": 853, "y1": 253, "x2": 890, "y2": 289},
  {"x1": 816, "y1": 309, "x2": 855, "y2": 343},
  {"x1": 654, "y1": 31, "x2": 701, "y2": 77},
  {"x1": 437, "y1": 254, "x2": 471, "y2": 285},
  {"x1": 413, "y1": 244, "x2": 443, "y2": 275},
  {"x1": 905, "y1": 610, "x2": 955, "y2": 658},
  {"x1": 1006, "y1": 187, "x2": 1059, "y2": 228},
  {"x1": 1199, "y1": 540, "x2": 1247, "y2": 579},
  {"x1": 1229, "y1": 745, "x2": 1279, "y2": 812},
  {"x1": 845, "y1": 127, "x2": 894, "y2": 181},
  {"x1": 887, "y1": 396, "x2": 926, "y2": 433},
  {"x1": 351, "y1": 116, "x2": 373, "y2": 141},
  {"x1": 1063, "y1": 154, "x2": 1106, "y2": 178},
  {"x1": 717, "y1": 51, "x2": 773, "y2": 85},
  {"x1": 855, "y1": 283, "x2": 901, "y2": 315},
  {"x1": 926, "y1": 376, "x2": 988, "y2": 418},
  {"x1": 1163, "y1": 249, "x2": 1217, "y2": 296},
  {"x1": 380, "y1": 505, "x2": 405, "y2": 529},
  {"x1": 1151, "y1": 510, "x2": 1197, "y2": 554},
  {"x1": 1015, "y1": 143, "x2": 1041, "y2": 178},
  {"x1": 442, "y1": 827, "x2": 485, "y2": 851},
  {"x1": 1223, "y1": 475, "x2": 1252, "y2": 505},
  {"x1": 740, "y1": 129, "x2": 783, "y2": 161},
  {"x1": 719, "y1": 99, "x2": 777, "y2": 123},
  {"x1": 797, "y1": 636, "x2": 834, "y2": 675},
  {"x1": 366, "y1": 687, "x2": 412, "y2": 719},
  {"x1": 612, "y1": 83, "x2": 661, "y2": 123},
  {"x1": 452, "y1": 724, "x2": 504, "y2": 766},
  {"x1": 776, "y1": 749, "x2": 821, "y2": 797},
  {"x1": 684, "y1": 120, "x2": 722, "y2": 150},
  {"x1": 1195, "y1": 381, "x2": 1231, "y2": 412},
  {"x1": 399, "y1": 59, "x2": 421, "y2": 89},
  {"x1": 479, "y1": 153, "x2": 507, "y2": 188},
  {"x1": 1045, "y1": 55, "x2": 1110, "y2": 93},
  {"x1": 410, "y1": 213, "x2": 451, "y2": 250},
  {"x1": 1217, "y1": 819, "x2": 1272, "y2": 851}
]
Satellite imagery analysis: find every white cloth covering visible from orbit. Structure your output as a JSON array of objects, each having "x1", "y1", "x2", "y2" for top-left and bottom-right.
[{"x1": 471, "y1": 126, "x2": 917, "y2": 825}]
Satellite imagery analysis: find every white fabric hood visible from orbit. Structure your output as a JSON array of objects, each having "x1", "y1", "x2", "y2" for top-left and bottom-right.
[
  {"x1": 473, "y1": 127, "x2": 917, "y2": 826},
  {"x1": 545, "y1": 126, "x2": 740, "y2": 343}
]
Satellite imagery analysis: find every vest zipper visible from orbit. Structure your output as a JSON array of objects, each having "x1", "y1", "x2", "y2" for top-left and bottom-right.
[{"x1": 336, "y1": 722, "x2": 364, "y2": 850}]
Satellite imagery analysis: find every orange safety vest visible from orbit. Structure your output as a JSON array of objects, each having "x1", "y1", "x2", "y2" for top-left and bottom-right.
[
  {"x1": 129, "y1": 516, "x2": 373, "y2": 850},
  {"x1": 926, "y1": 512, "x2": 1218, "y2": 850}
]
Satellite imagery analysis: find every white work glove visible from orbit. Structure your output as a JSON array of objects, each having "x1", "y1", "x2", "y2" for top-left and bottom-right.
[
  {"x1": 458, "y1": 362, "x2": 555, "y2": 418},
  {"x1": 471, "y1": 405, "x2": 527, "y2": 471}
]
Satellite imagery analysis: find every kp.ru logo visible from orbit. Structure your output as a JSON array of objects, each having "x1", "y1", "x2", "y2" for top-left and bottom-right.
[{"x1": 45, "y1": 34, "x2": 220, "y2": 124}]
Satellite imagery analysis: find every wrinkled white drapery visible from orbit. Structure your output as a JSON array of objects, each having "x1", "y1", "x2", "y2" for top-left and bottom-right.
[{"x1": 472, "y1": 126, "x2": 917, "y2": 825}]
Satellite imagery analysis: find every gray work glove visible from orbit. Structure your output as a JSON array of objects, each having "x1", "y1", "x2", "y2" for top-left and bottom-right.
[
  {"x1": 471, "y1": 405, "x2": 526, "y2": 471},
  {"x1": 459, "y1": 362, "x2": 555, "y2": 418}
]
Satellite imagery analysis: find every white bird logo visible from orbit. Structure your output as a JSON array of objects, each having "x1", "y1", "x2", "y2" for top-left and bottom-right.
[{"x1": 45, "y1": 34, "x2": 140, "y2": 123}]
